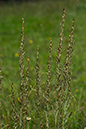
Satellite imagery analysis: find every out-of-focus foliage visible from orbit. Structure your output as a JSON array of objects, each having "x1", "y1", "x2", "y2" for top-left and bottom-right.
[{"x1": 1, "y1": 0, "x2": 42, "y2": 1}]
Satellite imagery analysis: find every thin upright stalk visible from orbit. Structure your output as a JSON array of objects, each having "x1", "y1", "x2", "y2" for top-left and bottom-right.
[
  {"x1": 55, "y1": 9, "x2": 65, "y2": 128},
  {"x1": 19, "y1": 18, "x2": 25, "y2": 129},
  {"x1": 56, "y1": 8, "x2": 65, "y2": 101},
  {"x1": 23, "y1": 57, "x2": 30, "y2": 128},
  {"x1": 45, "y1": 38, "x2": 53, "y2": 129}
]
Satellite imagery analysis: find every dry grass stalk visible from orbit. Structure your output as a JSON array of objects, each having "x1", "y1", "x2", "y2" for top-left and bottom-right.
[
  {"x1": 55, "y1": 9, "x2": 65, "y2": 128},
  {"x1": 11, "y1": 83, "x2": 19, "y2": 128},
  {"x1": 56, "y1": 9, "x2": 65, "y2": 102},
  {"x1": 54, "y1": 9, "x2": 75, "y2": 129},
  {"x1": 45, "y1": 38, "x2": 53, "y2": 129},
  {"x1": 63, "y1": 19, "x2": 74, "y2": 91},
  {"x1": 10, "y1": 18, "x2": 29, "y2": 129},
  {"x1": 19, "y1": 17, "x2": 25, "y2": 129},
  {"x1": 34, "y1": 46, "x2": 43, "y2": 128},
  {"x1": 23, "y1": 57, "x2": 30, "y2": 128},
  {"x1": 19, "y1": 17, "x2": 25, "y2": 102},
  {"x1": 46, "y1": 38, "x2": 52, "y2": 101},
  {"x1": 35, "y1": 46, "x2": 40, "y2": 114},
  {"x1": 62, "y1": 19, "x2": 74, "y2": 127},
  {"x1": 62, "y1": 18, "x2": 74, "y2": 105}
]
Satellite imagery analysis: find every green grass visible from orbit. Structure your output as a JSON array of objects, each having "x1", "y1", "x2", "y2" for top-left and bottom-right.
[{"x1": 0, "y1": 0, "x2": 86, "y2": 128}]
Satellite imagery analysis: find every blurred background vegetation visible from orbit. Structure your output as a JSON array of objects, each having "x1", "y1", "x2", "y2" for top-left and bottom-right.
[{"x1": 0, "y1": 0, "x2": 85, "y2": 2}]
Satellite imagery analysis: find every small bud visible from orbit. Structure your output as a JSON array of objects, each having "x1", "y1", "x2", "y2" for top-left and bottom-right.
[{"x1": 26, "y1": 117, "x2": 31, "y2": 121}]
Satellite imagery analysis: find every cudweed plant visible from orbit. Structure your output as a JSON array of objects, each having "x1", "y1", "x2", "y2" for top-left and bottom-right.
[{"x1": 0, "y1": 9, "x2": 74, "y2": 129}]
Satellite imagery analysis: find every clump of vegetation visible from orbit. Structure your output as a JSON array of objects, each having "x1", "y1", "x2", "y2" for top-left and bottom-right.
[{"x1": 0, "y1": 9, "x2": 75, "y2": 129}]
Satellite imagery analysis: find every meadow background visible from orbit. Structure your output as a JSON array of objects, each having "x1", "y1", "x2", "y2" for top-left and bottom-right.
[{"x1": 0, "y1": 0, "x2": 86, "y2": 128}]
